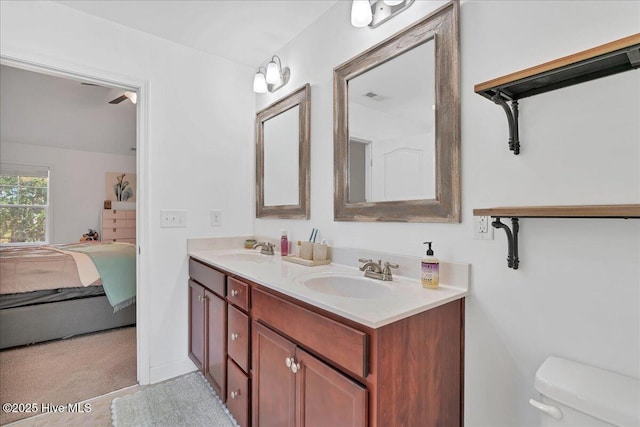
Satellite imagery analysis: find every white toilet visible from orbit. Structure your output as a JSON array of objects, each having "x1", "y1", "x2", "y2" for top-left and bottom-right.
[{"x1": 530, "y1": 355, "x2": 640, "y2": 426}]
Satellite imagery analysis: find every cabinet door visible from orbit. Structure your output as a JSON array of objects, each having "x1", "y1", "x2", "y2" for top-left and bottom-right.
[
  {"x1": 296, "y1": 348, "x2": 367, "y2": 427},
  {"x1": 253, "y1": 322, "x2": 296, "y2": 427},
  {"x1": 205, "y1": 289, "x2": 226, "y2": 400},
  {"x1": 188, "y1": 280, "x2": 205, "y2": 371}
]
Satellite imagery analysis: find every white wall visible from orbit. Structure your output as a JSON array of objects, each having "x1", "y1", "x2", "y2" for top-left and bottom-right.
[
  {"x1": 255, "y1": 1, "x2": 640, "y2": 426},
  {"x1": 0, "y1": 141, "x2": 136, "y2": 244},
  {"x1": 1, "y1": 1, "x2": 255, "y2": 383}
]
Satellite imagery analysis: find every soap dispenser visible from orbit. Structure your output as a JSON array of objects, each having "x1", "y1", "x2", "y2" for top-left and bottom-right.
[
  {"x1": 421, "y1": 241, "x2": 439, "y2": 289},
  {"x1": 280, "y1": 229, "x2": 289, "y2": 257}
]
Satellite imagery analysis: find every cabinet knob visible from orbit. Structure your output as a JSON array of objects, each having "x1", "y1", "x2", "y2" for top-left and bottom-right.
[
  {"x1": 113, "y1": 219, "x2": 116, "y2": 223},
  {"x1": 230, "y1": 390, "x2": 240, "y2": 399},
  {"x1": 230, "y1": 289, "x2": 239, "y2": 297},
  {"x1": 285, "y1": 356, "x2": 300, "y2": 373},
  {"x1": 231, "y1": 333, "x2": 240, "y2": 341}
]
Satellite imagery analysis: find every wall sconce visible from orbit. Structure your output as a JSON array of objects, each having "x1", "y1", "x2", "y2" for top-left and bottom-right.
[
  {"x1": 253, "y1": 55, "x2": 290, "y2": 94},
  {"x1": 351, "y1": 0, "x2": 415, "y2": 28}
]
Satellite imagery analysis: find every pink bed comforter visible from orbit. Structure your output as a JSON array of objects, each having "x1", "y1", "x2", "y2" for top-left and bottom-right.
[{"x1": 0, "y1": 244, "x2": 101, "y2": 294}]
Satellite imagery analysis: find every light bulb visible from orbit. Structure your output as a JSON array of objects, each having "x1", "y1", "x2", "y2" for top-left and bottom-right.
[
  {"x1": 265, "y1": 59, "x2": 282, "y2": 85},
  {"x1": 253, "y1": 71, "x2": 267, "y2": 93},
  {"x1": 124, "y1": 91, "x2": 137, "y2": 104},
  {"x1": 351, "y1": 0, "x2": 372, "y2": 28},
  {"x1": 383, "y1": 0, "x2": 404, "y2": 6}
]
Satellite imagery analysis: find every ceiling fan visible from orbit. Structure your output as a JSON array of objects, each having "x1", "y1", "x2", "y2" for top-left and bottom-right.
[
  {"x1": 80, "y1": 82, "x2": 137, "y2": 105},
  {"x1": 109, "y1": 91, "x2": 137, "y2": 105}
]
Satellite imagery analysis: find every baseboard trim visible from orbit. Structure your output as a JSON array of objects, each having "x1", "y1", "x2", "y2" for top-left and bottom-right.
[{"x1": 149, "y1": 358, "x2": 198, "y2": 384}]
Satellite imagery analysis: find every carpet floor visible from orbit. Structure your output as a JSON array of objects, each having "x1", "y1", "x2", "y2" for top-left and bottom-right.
[
  {"x1": 0, "y1": 326, "x2": 137, "y2": 425},
  {"x1": 111, "y1": 372, "x2": 237, "y2": 427}
]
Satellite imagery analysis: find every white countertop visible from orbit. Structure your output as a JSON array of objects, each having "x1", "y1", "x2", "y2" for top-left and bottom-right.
[{"x1": 189, "y1": 246, "x2": 468, "y2": 329}]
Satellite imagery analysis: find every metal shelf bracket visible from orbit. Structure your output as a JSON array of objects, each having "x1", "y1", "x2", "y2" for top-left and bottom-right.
[
  {"x1": 492, "y1": 217, "x2": 519, "y2": 269},
  {"x1": 490, "y1": 93, "x2": 520, "y2": 155}
]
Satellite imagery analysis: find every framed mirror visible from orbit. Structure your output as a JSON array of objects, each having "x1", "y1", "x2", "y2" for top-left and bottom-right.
[
  {"x1": 334, "y1": 1, "x2": 460, "y2": 222},
  {"x1": 256, "y1": 84, "x2": 310, "y2": 218}
]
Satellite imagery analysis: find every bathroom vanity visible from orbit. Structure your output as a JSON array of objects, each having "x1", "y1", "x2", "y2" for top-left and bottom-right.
[{"x1": 188, "y1": 244, "x2": 468, "y2": 427}]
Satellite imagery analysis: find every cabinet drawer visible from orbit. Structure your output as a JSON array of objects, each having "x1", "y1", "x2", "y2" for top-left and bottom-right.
[
  {"x1": 102, "y1": 227, "x2": 136, "y2": 239},
  {"x1": 104, "y1": 238, "x2": 135, "y2": 244},
  {"x1": 103, "y1": 209, "x2": 128, "y2": 219},
  {"x1": 125, "y1": 211, "x2": 136, "y2": 219},
  {"x1": 189, "y1": 258, "x2": 225, "y2": 296},
  {"x1": 103, "y1": 218, "x2": 127, "y2": 227},
  {"x1": 252, "y1": 288, "x2": 368, "y2": 379},
  {"x1": 228, "y1": 305, "x2": 250, "y2": 373},
  {"x1": 227, "y1": 277, "x2": 249, "y2": 311},
  {"x1": 227, "y1": 359, "x2": 250, "y2": 427}
]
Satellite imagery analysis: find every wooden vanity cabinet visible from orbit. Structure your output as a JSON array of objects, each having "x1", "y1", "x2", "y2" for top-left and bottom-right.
[
  {"x1": 251, "y1": 286, "x2": 464, "y2": 427},
  {"x1": 188, "y1": 259, "x2": 227, "y2": 401},
  {"x1": 189, "y1": 258, "x2": 464, "y2": 426},
  {"x1": 253, "y1": 321, "x2": 368, "y2": 427}
]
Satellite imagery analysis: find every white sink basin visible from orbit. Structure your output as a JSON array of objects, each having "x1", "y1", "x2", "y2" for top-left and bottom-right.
[
  {"x1": 217, "y1": 252, "x2": 274, "y2": 263},
  {"x1": 297, "y1": 273, "x2": 392, "y2": 299}
]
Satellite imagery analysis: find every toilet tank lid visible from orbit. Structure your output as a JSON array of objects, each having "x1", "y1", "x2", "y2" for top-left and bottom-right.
[{"x1": 534, "y1": 356, "x2": 640, "y2": 426}]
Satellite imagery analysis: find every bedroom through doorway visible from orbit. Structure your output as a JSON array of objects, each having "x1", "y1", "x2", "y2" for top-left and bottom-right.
[{"x1": 0, "y1": 63, "x2": 141, "y2": 424}]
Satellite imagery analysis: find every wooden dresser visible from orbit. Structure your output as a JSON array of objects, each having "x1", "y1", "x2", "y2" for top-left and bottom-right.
[{"x1": 101, "y1": 209, "x2": 136, "y2": 244}]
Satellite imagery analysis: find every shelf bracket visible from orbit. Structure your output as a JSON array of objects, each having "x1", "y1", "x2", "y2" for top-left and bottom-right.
[
  {"x1": 490, "y1": 93, "x2": 520, "y2": 155},
  {"x1": 492, "y1": 217, "x2": 519, "y2": 269}
]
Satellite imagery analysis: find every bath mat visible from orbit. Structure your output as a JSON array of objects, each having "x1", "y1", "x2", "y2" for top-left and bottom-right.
[{"x1": 111, "y1": 372, "x2": 237, "y2": 426}]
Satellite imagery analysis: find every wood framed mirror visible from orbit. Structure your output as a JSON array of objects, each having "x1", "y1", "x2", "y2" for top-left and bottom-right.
[
  {"x1": 334, "y1": 1, "x2": 460, "y2": 222},
  {"x1": 256, "y1": 84, "x2": 310, "y2": 219}
]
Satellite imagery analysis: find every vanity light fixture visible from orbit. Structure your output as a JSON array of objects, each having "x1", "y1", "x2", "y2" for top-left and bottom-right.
[
  {"x1": 253, "y1": 55, "x2": 290, "y2": 94},
  {"x1": 253, "y1": 66, "x2": 268, "y2": 93},
  {"x1": 351, "y1": 0, "x2": 415, "y2": 28}
]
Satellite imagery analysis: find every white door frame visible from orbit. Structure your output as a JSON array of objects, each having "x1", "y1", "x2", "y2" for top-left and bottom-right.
[{"x1": 0, "y1": 52, "x2": 151, "y2": 385}]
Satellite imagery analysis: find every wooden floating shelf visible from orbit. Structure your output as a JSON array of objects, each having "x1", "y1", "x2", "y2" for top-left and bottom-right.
[
  {"x1": 473, "y1": 204, "x2": 640, "y2": 219},
  {"x1": 474, "y1": 33, "x2": 640, "y2": 155},
  {"x1": 473, "y1": 204, "x2": 640, "y2": 270},
  {"x1": 475, "y1": 33, "x2": 640, "y2": 100}
]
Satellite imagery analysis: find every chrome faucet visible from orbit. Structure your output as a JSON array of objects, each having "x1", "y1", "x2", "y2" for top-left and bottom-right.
[
  {"x1": 359, "y1": 258, "x2": 399, "y2": 281},
  {"x1": 253, "y1": 241, "x2": 275, "y2": 255}
]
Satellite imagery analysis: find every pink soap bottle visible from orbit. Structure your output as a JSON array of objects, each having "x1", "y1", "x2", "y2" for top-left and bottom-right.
[{"x1": 280, "y1": 229, "x2": 289, "y2": 257}]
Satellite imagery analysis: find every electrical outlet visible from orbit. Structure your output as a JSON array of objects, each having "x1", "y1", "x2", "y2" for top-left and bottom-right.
[
  {"x1": 474, "y1": 215, "x2": 494, "y2": 240},
  {"x1": 160, "y1": 209, "x2": 187, "y2": 228},
  {"x1": 211, "y1": 210, "x2": 222, "y2": 227}
]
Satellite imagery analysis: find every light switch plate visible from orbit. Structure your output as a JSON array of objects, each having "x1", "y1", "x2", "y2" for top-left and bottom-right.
[{"x1": 161, "y1": 209, "x2": 187, "y2": 228}]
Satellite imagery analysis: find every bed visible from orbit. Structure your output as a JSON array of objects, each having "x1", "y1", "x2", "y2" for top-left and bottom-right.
[{"x1": 0, "y1": 242, "x2": 136, "y2": 349}]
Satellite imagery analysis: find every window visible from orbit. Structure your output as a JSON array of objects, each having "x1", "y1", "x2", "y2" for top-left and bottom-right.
[{"x1": 0, "y1": 163, "x2": 50, "y2": 245}]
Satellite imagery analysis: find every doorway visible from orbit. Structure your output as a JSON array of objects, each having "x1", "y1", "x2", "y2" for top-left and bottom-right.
[{"x1": 0, "y1": 54, "x2": 149, "y2": 387}]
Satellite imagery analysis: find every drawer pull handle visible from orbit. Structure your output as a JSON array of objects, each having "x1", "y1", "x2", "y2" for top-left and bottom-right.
[
  {"x1": 230, "y1": 289, "x2": 239, "y2": 297},
  {"x1": 231, "y1": 333, "x2": 240, "y2": 341},
  {"x1": 113, "y1": 228, "x2": 116, "y2": 232},
  {"x1": 230, "y1": 390, "x2": 240, "y2": 399},
  {"x1": 113, "y1": 219, "x2": 116, "y2": 223}
]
